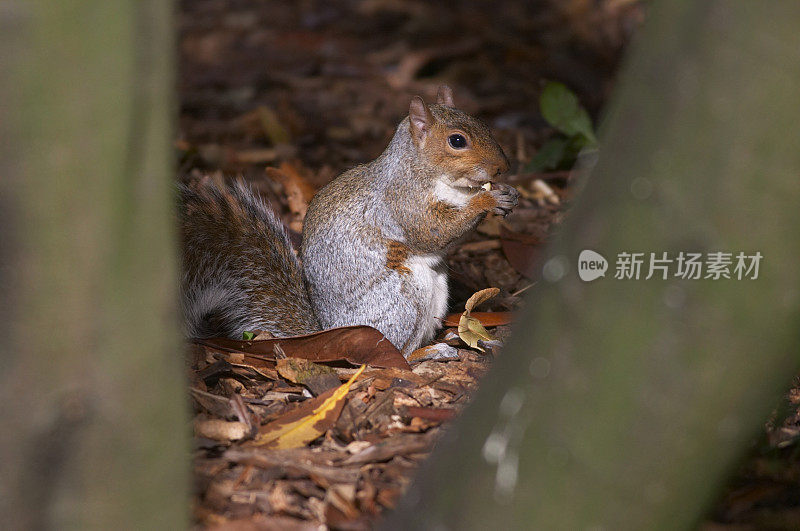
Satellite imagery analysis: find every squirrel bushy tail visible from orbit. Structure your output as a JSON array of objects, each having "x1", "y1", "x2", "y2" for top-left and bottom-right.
[{"x1": 179, "y1": 180, "x2": 320, "y2": 339}]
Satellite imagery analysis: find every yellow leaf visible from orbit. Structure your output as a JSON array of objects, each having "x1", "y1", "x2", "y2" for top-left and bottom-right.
[
  {"x1": 458, "y1": 288, "x2": 500, "y2": 351},
  {"x1": 458, "y1": 314, "x2": 495, "y2": 352},
  {"x1": 252, "y1": 364, "x2": 366, "y2": 448},
  {"x1": 467, "y1": 316, "x2": 495, "y2": 341}
]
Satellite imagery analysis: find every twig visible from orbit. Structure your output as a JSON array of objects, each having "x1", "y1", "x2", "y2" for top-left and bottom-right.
[{"x1": 511, "y1": 282, "x2": 537, "y2": 297}]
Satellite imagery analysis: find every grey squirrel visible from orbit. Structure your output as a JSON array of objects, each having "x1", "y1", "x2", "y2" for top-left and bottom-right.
[{"x1": 180, "y1": 86, "x2": 519, "y2": 357}]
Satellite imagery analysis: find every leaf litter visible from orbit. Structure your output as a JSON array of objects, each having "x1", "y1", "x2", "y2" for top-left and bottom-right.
[
  {"x1": 178, "y1": 1, "x2": 639, "y2": 526},
  {"x1": 179, "y1": 1, "x2": 799, "y2": 529}
]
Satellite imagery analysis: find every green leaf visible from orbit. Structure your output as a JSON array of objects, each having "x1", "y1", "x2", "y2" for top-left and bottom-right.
[
  {"x1": 539, "y1": 81, "x2": 597, "y2": 145},
  {"x1": 525, "y1": 137, "x2": 569, "y2": 172},
  {"x1": 242, "y1": 331, "x2": 255, "y2": 340}
]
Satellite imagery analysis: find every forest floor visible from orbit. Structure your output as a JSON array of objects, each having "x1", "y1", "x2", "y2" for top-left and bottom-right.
[{"x1": 178, "y1": 1, "x2": 800, "y2": 529}]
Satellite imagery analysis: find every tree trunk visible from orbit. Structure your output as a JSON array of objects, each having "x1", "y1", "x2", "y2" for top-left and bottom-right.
[
  {"x1": 386, "y1": 2, "x2": 800, "y2": 529},
  {"x1": 0, "y1": 2, "x2": 187, "y2": 528}
]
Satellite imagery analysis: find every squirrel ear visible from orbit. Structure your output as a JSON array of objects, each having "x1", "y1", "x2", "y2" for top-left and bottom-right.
[
  {"x1": 436, "y1": 85, "x2": 455, "y2": 106},
  {"x1": 409, "y1": 96, "x2": 434, "y2": 143}
]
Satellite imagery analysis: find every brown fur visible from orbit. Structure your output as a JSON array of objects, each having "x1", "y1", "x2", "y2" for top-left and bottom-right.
[
  {"x1": 385, "y1": 240, "x2": 411, "y2": 275},
  {"x1": 416, "y1": 104, "x2": 509, "y2": 184},
  {"x1": 383, "y1": 100, "x2": 512, "y2": 256},
  {"x1": 392, "y1": 191, "x2": 501, "y2": 254}
]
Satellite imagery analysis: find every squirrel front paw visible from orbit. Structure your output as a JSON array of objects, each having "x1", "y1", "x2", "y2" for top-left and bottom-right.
[{"x1": 489, "y1": 183, "x2": 519, "y2": 217}]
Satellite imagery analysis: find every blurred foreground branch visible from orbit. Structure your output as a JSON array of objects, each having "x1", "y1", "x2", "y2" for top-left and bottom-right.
[
  {"x1": 387, "y1": 2, "x2": 800, "y2": 529},
  {"x1": 0, "y1": 2, "x2": 187, "y2": 528}
]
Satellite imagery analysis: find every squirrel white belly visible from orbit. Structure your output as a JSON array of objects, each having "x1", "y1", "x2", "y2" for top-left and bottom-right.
[{"x1": 180, "y1": 86, "x2": 519, "y2": 357}]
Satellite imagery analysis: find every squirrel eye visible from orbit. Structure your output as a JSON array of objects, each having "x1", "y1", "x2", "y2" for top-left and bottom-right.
[{"x1": 448, "y1": 133, "x2": 467, "y2": 149}]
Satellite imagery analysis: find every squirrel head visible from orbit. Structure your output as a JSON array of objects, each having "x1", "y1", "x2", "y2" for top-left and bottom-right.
[{"x1": 406, "y1": 85, "x2": 509, "y2": 190}]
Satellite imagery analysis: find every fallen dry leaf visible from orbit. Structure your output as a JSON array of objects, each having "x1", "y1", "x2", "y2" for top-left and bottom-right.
[
  {"x1": 407, "y1": 343, "x2": 459, "y2": 362},
  {"x1": 277, "y1": 358, "x2": 341, "y2": 395},
  {"x1": 458, "y1": 315, "x2": 495, "y2": 351},
  {"x1": 195, "y1": 419, "x2": 250, "y2": 442},
  {"x1": 360, "y1": 367, "x2": 427, "y2": 388},
  {"x1": 251, "y1": 365, "x2": 366, "y2": 449},
  {"x1": 404, "y1": 406, "x2": 457, "y2": 423},
  {"x1": 197, "y1": 325, "x2": 411, "y2": 371},
  {"x1": 500, "y1": 225, "x2": 543, "y2": 279},
  {"x1": 464, "y1": 287, "x2": 500, "y2": 313},
  {"x1": 442, "y1": 311, "x2": 512, "y2": 327},
  {"x1": 342, "y1": 431, "x2": 438, "y2": 465},
  {"x1": 266, "y1": 161, "x2": 316, "y2": 223},
  {"x1": 458, "y1": 288, "x2": 499, "y2": 351}
]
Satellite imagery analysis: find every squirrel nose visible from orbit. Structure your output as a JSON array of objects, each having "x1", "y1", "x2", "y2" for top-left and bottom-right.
[{"x1": 494, "y1": 153, "x2": 510, "y2": 176}]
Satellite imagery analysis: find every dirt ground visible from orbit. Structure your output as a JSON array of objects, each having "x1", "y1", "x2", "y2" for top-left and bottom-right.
[{"x1": 178, "y1": 1, "x2": 800, "y2": 528}]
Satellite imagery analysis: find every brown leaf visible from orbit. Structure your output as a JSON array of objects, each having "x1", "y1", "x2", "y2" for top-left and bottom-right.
[
  {"x1": 265, "y1": 161, "x2": 316, "y2": 222},
  {"x1": 464, "y1": 287, "x2": 500, "y2": 313},
  {"x1": 442, "y1": 311, "x2": 512, "y2": 327},
  {"x1": 404, "y1": 406, "x2": 457, "y2": 422},
  {"x1": 407, "y1": 342, "x2": 459, "y2": 362},
  {"x1": 342, "y1": 431, "x2": 437, "y2": 465},
  {"x1": 500, "y1": 225, "x2": 543, "y2": 279},
  {"x1": 501, "y1": 239, "x2": 542, "y2": 279},
  {"x1": 198, "y1": 325, "x2": 411, "y2": 371},
  {"x1": 277, "y1": 358, "x2": 342, "y2": 395},
  {"x1": 191, "y1": 388, "x2": 239, "y2": 418},
  {"x1": 361, "y1": 367, "x2": 426, "y2": 387}
]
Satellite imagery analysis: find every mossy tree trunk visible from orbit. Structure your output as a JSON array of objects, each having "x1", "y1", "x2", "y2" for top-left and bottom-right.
[
  {"x1": 387, "y1": 2, "x2": 800, "y2": 529},
  {"x1": 0, "y1": 2, "x2": 187, "y2": 528}
]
